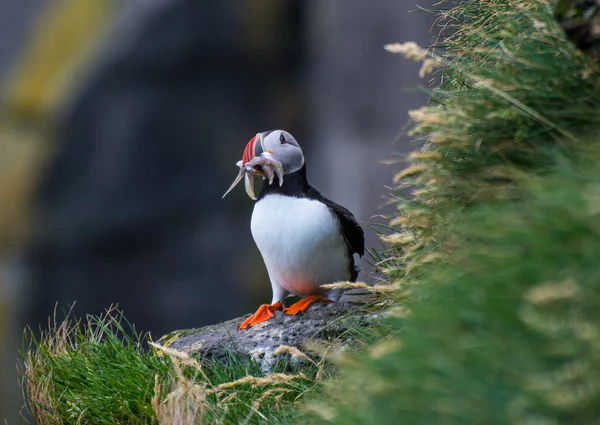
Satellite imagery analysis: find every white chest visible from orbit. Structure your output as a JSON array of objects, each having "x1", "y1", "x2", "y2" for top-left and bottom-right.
[{"x1": 250, "y1": 194, "x2": 351, "y2": 296}]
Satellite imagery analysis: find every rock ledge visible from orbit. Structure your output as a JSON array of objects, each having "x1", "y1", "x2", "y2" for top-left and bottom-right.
[{"x1": 159, "y1": 301, "x2": 376, "y2": 372}]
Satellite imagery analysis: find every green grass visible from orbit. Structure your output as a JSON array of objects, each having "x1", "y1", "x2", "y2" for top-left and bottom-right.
[
  {"x1": 302, "y1": 0, "x2": 600, "y2": 423},
  {"x1": 153, "y1": 345, "x2": 324, "y2": 424},
  {"x1": 20, "y1": 307, "x2": 327, "y2": 424},
  {"x1": 21, "y1": 307, "x2": 168, "y2": 424},
  {"x1": 384, "y1": 0, "x2": 600, "y2": 279},
  {"x1": 305, "y1": 152, "x2": 600, "y2": 425}
]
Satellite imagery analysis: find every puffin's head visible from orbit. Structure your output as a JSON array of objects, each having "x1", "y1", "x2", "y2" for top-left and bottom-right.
[
  {"x1": 242, "y1": 130, "x2": 304, "y2": 175},
  {"x1": 223, "y1": 130, "x2": 304, "y2": 200}
]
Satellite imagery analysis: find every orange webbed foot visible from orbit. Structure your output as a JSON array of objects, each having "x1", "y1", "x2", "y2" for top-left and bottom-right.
[
  {"x1": 283, "y1": 295, "x2": 331, "y2": 315},
  {"x1": 238, "y1": 301, "x2": 283, "y2": 330}
]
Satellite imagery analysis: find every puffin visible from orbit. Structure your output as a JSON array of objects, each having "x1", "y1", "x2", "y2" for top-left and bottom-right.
[{"x1": 223, "y1": 130, "x2": 364, "y2": 330}]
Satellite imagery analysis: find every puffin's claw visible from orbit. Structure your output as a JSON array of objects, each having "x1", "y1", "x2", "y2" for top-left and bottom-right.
[
  {"x1": 238, "y1": 301, "x2": 283, "y2": 330},
  {"x1": 283, "y1": 295, "x2": 331, "y2": 315}
]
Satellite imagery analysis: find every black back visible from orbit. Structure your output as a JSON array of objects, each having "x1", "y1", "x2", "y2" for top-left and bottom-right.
[{"x1": 257, "y1": 165, "x2": 365, "y2": 281}]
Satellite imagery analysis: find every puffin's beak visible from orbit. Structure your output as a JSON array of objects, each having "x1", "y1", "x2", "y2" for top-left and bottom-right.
[
  {"x1": 222, "y1": 132, "x2": 283, "y2": 201},
  {"x1": 222, "y1": 133, "x2": 264, "y2": 200},
  {"x1": 240, "y1": 133, "x2": 265, "y2": 199},
  {"x1": 242, "y1": 133, "x2": 264, "y2": 166}
]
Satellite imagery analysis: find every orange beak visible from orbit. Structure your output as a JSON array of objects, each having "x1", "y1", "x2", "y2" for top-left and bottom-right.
[
  {"x1": 242, "y1": 133, "x2": 264, "y2": 166},
  {"x1": 222, "y1": 133, "x2": 265, "y2": 200}
]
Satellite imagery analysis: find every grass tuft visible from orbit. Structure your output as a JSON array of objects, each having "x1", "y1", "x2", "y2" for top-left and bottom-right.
[
  {"x1": 20, "y1": 307, "x2": 332, "y2": 424},
  {"x1": 20, "y1": 306, "x2": 169, "y2": 425},
  {"x1": 152, "y1": 341, "x2": 322, "y2": 424}
]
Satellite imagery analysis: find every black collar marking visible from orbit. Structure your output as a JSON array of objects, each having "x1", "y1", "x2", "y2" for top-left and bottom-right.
[{"x1": 257, "y1": 165, "x2": 365, "y2": 281}]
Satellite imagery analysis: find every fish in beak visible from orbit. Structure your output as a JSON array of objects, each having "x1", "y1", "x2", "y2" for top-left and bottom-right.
[{"x1": 222, "y1": 133, "x2": 284, "y2": 200}]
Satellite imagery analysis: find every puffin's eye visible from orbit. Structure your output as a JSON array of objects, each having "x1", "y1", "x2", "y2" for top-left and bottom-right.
[{"x1": 279, "y1": 133, "x2": 286, "y2": 144}]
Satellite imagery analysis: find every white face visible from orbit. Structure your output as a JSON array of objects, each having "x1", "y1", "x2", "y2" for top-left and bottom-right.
[{"x1": 260, "y1": 130, "x2": 305, "y2": 174}]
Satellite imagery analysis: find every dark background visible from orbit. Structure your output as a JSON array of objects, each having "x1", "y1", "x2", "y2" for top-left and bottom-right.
[{"x1": 0, "y1": 0, "x2": 434, "y2": 421}]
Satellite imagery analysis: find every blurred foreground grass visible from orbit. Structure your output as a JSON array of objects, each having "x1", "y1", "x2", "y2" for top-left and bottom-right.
[
  {"x1": 306, "y1": 151, "x2": 600, "y2": 424},
  {"x1": 305, "y1": 0, "x2": 600, "y2": 423}
]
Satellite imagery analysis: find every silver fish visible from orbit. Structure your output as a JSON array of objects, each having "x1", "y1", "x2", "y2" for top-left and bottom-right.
[
  {"x1": 262, "y1": 152, "x2": 284, "y2": 186},
  {"x1": 244, "y1": 170, "x2": 256, "y2": 200},
  {"x1": 222, "y1": 153, "x2": 285, "y2": 199},
  {"x1": 274, "y1": 161, "x2": 284, "y2": 186},
  {"x1": 222, "y1": 160, "x2": 245, "y2": 199},
  {"x1": 262, "y1": 163, "x2": 275, "y2": 184},
  {"x1": 245, "y1": 153, "x2": 284, "y2": 186}
]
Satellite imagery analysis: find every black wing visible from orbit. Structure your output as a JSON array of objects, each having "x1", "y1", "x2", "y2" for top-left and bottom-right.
[{"x1": 307, "y1": 187, "x2": 365, "y2": 258}]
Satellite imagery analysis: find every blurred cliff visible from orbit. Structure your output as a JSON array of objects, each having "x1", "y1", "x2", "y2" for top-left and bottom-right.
[{"x1": 0, "y1": 0, "x2": 433, "y2": 421}]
